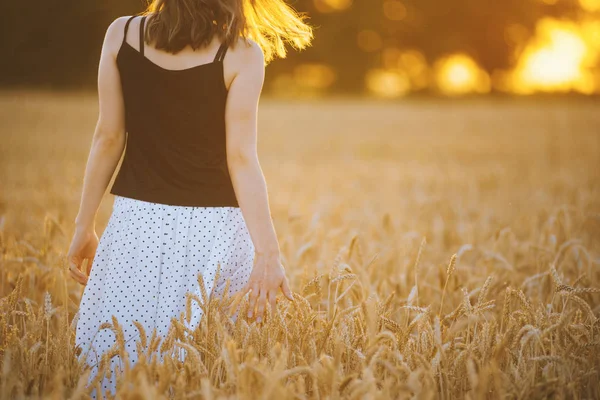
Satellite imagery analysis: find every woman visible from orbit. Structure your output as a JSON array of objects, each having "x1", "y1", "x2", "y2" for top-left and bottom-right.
[{"x1": 66, "y1": 0, "x2": 312, "y2": 395}]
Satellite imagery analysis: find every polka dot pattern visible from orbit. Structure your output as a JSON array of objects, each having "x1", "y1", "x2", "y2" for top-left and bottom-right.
[{"x1": 74, "y1": 195, "x2": 255, "y2": 397}]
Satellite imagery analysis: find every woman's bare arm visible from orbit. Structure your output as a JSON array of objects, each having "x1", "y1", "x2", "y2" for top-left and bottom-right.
[
  {"x1": 68, "y1": 18, "x2": 127, "y2": 284},
  {"x1": 74, "y1": 18, "x2": 127, "y2": 230},
  {"x1": 225, "y1": 39, "x2": 293, "y2": 321}
]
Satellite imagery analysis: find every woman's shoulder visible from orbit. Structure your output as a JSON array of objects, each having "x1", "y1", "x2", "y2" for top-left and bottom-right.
[
  {"x1": 227, "y1": 37, "x2": 265, "y2": 67},
  {"x1": 107, "y1": 15, "x2": 136, "y2": 35},
  {"x1": 110, "y1": 15, "x2": 150, "y2": 39},
  {"x1": 101, "y1": 16, "x2": 136, "y2": 52},
  {"x1": 105, "y1": 15, "x2": 132, "y2": 45},
  {"x1": 219, "y1": 37, "x2": 264, "y2": 89}
]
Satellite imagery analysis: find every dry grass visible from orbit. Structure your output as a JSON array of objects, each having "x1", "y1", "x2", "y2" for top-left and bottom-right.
[{"x1": 1, "y1": 92, "x2": 599, "y2": 399}]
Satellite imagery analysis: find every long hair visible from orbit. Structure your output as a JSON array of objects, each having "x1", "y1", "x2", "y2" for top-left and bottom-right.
[{"x1": 142, "y1": 0, "x2": 314, "y2": 63}]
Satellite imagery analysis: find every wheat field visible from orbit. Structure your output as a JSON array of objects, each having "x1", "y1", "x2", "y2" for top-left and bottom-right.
[{"x1": 1, "y1": 92, "x2": 599, "y2": 399}]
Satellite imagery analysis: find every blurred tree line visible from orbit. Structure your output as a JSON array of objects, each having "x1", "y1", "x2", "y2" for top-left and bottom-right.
[{"x1": 0, "y1": 0, "x2": 581, "y2": 93}]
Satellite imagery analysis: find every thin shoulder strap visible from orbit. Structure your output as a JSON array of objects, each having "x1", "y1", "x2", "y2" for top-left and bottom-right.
[
  {"x1": 122, "y1": 16, "x2": 136, "y2": 45},
  {"x1": 139, "y1": 16, "x2": 147, "y2": 57},
  {"x1": 213, "y1": 42, "x2": 228, "y2": 62}
]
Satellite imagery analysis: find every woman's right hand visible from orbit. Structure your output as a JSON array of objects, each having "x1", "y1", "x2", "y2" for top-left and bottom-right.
[{"x1": 243, "y1": 251, "x2": 293, "y2": 322}]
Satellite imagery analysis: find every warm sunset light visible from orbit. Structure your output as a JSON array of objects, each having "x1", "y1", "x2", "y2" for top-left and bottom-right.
[
  {"x1": 383, "y1": 0, "x2": 407, "y2": 21},
  {"x1": 4, "y1": 0, "x2": 600, "y2": 399},
  {"x1": 293, "y1": 63, "x2": 337, "y2": 90},
  {"x1": 434, "y1": 54, "x2": 491, "y2": 95},
  {"x1": 507, "y1": 18, "x2": 599, "y2": 94},
  {"x1": 380, "y1": 48, "x2": 429, "y2": 90},
  {"x1": 365, "y1": 68, "x2": 411, "y2": 97},
  {"x1": 579, "y1": 0, "x2": 600, "y2": 12},
  {"x1": 357, "y1": 30, "x2": 383, "y2": 52},
  {"x1": 360, "y1": 16, "x2": 600, "y2": 97},
  {"x1": 270, "y1": 64, "x2": 337, "y2": 97},
  {"x1": 314, "y1": 0, "x2": 353, "y2": 12}
]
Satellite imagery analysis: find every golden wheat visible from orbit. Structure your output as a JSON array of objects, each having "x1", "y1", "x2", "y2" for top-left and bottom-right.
[{"x1": 1, "y1": 92, "x2": 599, "y2": 399}]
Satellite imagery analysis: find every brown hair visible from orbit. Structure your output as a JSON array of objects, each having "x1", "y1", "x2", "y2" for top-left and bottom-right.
[{"x1": 142, "y1": 0, "x2": 314, "y2": 63}]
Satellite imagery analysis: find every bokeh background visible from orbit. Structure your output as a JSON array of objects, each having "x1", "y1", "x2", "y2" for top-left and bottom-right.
[
  {"x1": 1, "y1": 1, "x2": 600, "y2": 398},
  {"x1": 3, "y1": 0, "x2": 600, "y2": 97}
]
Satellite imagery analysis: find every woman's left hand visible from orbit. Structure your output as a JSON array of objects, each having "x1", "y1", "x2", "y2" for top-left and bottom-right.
[{"x1": 67, "y1": 227, "x2": 99, "y2": 286}]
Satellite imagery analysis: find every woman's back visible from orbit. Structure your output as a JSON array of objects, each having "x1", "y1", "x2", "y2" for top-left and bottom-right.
[
  {"x1": 122, "y1": 16, "x2": 229, "y2": 72},
  {"x1": 110, "y1": 15, "x2": 238, "y2": 207},
  {"x1": 71, "y1": 4, "x2": 312, "y2": 398}
]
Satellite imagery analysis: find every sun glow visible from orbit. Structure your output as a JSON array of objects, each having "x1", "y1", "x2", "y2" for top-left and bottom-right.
[
  {"x1": 366, "y1": 69, "x2": 411, "y2": 97},
  {"x1": 314, "y1": 0, "x2": 353, "y2": 13},
  {"x1": 504, "y1": 18, "x2": 600, "y2": 94},
  {"x1": 434, "y1": 54, "x2": 491, "y2": 95},
  {"x1": 579, "y1": 0, "x2": 600, "y2": 12}
]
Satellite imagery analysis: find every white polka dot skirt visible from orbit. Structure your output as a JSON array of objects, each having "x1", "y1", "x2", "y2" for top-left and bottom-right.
[{"x1": 74, "y1": 195, "x2": 255, "y2": 397}]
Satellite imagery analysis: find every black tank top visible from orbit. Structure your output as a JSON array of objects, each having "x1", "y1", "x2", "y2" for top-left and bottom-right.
[{"x1": 109, "y1": 15, "x2": 239, "y2": 207}]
